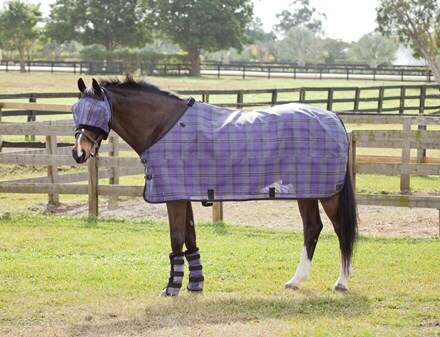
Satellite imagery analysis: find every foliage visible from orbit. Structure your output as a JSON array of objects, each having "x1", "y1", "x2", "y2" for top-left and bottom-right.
[
  {"x1": 79, "y1": 47, "x2": 188, "y2": 72},
  {"x1": 376, "y1": 0, "x2": 440, "y2": 82},
  {"x1": 322, "y1": 38, "x2": 351, "y2": 64},
  {"x1": 0, "y1": 215, "x2": 438, "y2": 336},
  {"x1": 145, "y1": 0, "x2": 254, "y2": 76},
  {"x1": 274, "y1": 0, "x2": 326, "y2": 36},
  {"x1": 46, "y1": 0, "x2": 151, "y2": 51},
  {"x1": 0, "y1": 0, "x2": 42, "y2": 72},
  {"x1": 350, "y1": 33, "x2": 398, "y2": 68},
  {"x1": 275, "y1": 27, "x2": 324, "y2": 65}
]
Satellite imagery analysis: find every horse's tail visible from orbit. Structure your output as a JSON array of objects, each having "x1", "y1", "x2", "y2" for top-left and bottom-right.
[{"x1": 338, "y1": 163, "x2": 358, "y2": 273}]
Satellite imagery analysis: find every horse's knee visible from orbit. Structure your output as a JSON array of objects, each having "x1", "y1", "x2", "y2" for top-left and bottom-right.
[{"x1": 170, "y1": 230, "x2": 185, "y2": 252}]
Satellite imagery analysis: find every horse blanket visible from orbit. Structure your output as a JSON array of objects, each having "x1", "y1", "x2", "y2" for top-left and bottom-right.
[{"x1": 141, "y1": 101, "x2": 349, "y2": 203}]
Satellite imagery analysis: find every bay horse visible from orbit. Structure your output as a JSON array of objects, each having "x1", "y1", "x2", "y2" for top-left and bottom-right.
[{"x1": 71, "y1": 76, "x2": 358, "y2": 296}]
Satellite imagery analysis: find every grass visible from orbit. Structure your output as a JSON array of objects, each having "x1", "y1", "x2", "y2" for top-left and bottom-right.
[{"x1": 0, "y1": 214, "x2": 438, "y2": 336}]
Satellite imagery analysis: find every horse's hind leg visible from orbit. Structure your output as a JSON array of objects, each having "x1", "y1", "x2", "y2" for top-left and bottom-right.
[
  {"x1": 184, "y1": 202, "x2": 204, "y2": 292},
  {"x1": 286, "y1": 199, "x2": 323, "y2": 290},
  {"x1": 320, "y1": 195, "x2": 351, "y2": 292},
  {"x1": 162, "y1": 201, "x2": 187, "y2": 296}
]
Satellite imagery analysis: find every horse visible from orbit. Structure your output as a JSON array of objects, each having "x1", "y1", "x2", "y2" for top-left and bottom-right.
[{"x1": 71, "y1": 76, "x2": 358, "y2": 296}]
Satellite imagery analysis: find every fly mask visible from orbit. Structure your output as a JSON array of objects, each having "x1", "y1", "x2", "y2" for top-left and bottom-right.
[{"x1": 72, "y1": 91, "x2": 112, "y2": 160}]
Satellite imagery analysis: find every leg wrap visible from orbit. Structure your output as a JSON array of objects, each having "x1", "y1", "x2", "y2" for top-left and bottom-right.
[
  {"x1": 185, "y1": 248, "x2": 204, "y2": 292},
  {"x1": 163, "y1": 252, "x2": 184, "y2": 296}
]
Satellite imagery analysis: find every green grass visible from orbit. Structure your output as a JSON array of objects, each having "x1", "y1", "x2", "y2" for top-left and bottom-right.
[{"x1": 0, "y1": 215, "x2": 438, "y2": 336}]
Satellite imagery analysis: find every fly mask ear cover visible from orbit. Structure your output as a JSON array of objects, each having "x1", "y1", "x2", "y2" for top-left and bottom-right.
[{"x1": 72, "y1": 93, "x2": 112, "y2": 139}]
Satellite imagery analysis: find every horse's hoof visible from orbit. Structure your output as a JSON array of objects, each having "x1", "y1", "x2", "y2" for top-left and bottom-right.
[
  {"x1": 160, "y1": 287, "x2": 180, "y2": 297},
  {"x1": 285, "y1": 283, "x2": 301, "y2": 290},
  {"x1": 187, "y1": 288, "x2": 203, "y2": 294},
  {"x1": 333, "y1": 283, "x2": 349, "y2": 292}
]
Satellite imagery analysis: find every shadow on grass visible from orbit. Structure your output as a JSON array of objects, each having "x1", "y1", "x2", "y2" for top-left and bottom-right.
[{"x1": 71, "y1": 292, "x2": 371, "y2": 335}]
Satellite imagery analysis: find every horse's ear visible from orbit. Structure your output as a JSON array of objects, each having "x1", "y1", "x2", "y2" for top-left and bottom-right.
[
  {"x1": 77, "y1": 78, "x2": 86, "y2": 93},
  {"x1": 92, "y1": 78, "x2": 102, "y2": 98}
]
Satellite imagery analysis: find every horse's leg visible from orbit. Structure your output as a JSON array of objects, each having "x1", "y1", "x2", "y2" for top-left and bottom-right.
[
  {"x1": 320, "y1": 194, "x2": 351, "y2": 292},
  {"x1": 286, "y1": 199, "x2": 323, "y2": 290},
  {"x1": 162, "y1": 201, "x2": 187, "y2": 296},
  {"x1": 183, "y1": 201, "x2": 204, "y2": 292}
]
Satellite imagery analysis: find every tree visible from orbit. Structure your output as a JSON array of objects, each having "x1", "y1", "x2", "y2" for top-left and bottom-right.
[
  {"x1": 146, "y1": 0, "x2": 253, "y2": 76},
  {"x1": 0, "y1": 0, "x2": 42, "y2": 72},
  {"x1": 46, "y1": 0, "x2": 151, "y2": 51},
  {"x1": 376, "y1": 0, "x2": 440, "y2": 82},
  {"x1": 351, "y1": 33, "x2": 397, "y2": 68},
  {"x1": 274, "y1": 0, "x2": 326, "y2": 37},
  {"x1": 275, "y1": 27, "x2": 323, "y2": 66},
  {"x1": 322, "y1": 38, "x2": 350, "y2": 64}
]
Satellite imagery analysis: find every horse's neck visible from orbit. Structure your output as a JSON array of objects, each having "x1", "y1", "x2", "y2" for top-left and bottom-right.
[{"x1": 108, "y1": 90, "x2": 188, "y2": 155}]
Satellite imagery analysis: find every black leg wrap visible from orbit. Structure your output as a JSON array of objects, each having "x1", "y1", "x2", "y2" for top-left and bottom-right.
[
  {"x1": 185, "y1": 248, "x2": 204, "y2": 292},
  {"x1": 162, "y1": 252, "x2": 184, "y2": 296}
]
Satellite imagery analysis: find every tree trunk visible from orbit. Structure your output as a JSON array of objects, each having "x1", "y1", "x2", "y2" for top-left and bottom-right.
[
  {"x1": 427, "y1": 55, "x2": 440, "y2": 84},
  {"x1": 188, "y1": 47, "x2": 201, "y2": 77},
  {"x1": 18, "y1": 48, "x2": 26, "y2": 73}
]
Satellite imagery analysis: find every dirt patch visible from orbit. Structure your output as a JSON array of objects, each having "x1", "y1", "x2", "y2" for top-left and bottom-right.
[{"x1": 48, "y1": 197, "x2": 439, "y2": 238}]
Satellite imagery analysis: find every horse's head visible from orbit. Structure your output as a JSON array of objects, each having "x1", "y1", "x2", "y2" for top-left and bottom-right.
[{"x1": 72, "y1": 78, "x2": 112, "y2": 164}]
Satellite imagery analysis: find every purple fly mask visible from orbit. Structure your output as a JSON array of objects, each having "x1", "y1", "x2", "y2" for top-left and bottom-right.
[{"x1": 72, "y1": 93, "x2": 112, "y2": 139}]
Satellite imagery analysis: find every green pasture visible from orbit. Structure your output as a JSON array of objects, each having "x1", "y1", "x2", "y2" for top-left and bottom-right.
[{"x1": 0, "y1": 215, "x2": 438, "y2": 336}]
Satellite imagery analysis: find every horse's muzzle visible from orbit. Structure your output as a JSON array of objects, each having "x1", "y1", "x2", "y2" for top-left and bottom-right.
[{"x1": 72, "y1": 148, "x2": 87, "y2": 164}]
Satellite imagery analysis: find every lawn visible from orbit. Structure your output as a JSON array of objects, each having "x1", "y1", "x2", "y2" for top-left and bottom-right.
[{"x1": 0, "y1": 215, "x2": 438, "y2": 336}]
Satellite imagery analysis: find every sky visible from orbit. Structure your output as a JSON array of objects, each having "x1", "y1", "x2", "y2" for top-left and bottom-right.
[{"x1": 3, "y1": 0, "x2": 379, "y2": 43}]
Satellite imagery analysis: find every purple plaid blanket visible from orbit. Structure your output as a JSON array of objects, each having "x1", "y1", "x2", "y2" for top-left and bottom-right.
[{"x1": 141, "y1": 101, "x2": 348, "y2": 203}]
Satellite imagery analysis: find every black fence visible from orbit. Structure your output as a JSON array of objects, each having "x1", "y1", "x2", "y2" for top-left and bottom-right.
[
  {"x1": 0, "y1": 60, "x2": 435, "y2": 82},
  {"x1": 1, "y1": 84, "x2": 439, "y2": 117}
]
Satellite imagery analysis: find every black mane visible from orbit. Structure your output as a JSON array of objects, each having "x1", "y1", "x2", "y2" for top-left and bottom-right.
[{"x1": 100, "y1": 75, "x2": 181, "y2": 100}]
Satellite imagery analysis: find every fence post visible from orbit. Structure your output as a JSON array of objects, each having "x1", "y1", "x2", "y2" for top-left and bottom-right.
[
  {"x1": 299, "y1": 88, "x2": 305, "y2": 102},
  {"x1": 26, "y1": 97, "x2": 36, "y2": 141},
  {"x1": 88, "y1": 157, "x2": 99, "y2": 217},
  {"x1": 377, "y1": 87, "x2": 384, "y2": 113},
  {"x1": 327, "y1": 88, "x2": 334, "y2": 111},
  {"x1": 109, "y1": 134, "x2": 120, "y2": 185},
  {"x1": 417, "y1": 86, "x2": 427, "y2": 163},
  {"x1": 400, "y1": 118, "x2": 411, "y2": 192},
  {"x1": 399, "y1": 87, "x2": 406, "y2": 114},
  {"x1": 242, "y1": 66, "x2": 246, "y2": 79},
  {"x1": 212, "y1": 202, "x2": 223, "y2": 222},
  {"x1": 348, "y1": 131, "x2": 356, "y2": 191},
  {"x1": 46, "y1": 134, "x2": 59, "y2": 204},
  {"x1": 236, "y1": 91, "x2": 244, "y2": 108},
  {"x1": 271, "y1": 89, "x2": 278, "y2": 106},
  {"x1": 354, "y1": 87, "x2": 360, "y2": 112},
  {"x1": 0, "y1": 106, "x2": 2, "y2": 153}
]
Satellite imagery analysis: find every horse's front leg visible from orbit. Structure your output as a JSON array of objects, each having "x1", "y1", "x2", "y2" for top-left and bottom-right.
[
  {"x1": 184, "y1": 202, "x2": 204, "y2": 292},
  {"x1": 163, "y1": 201, "x2": 187, "y2": 296}
]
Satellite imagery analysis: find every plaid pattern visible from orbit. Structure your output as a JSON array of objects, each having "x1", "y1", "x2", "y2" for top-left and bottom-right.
[
  {"x1": 141, "y1": 101, "x2": 349, "y2": 203},
  {"x1": 72, "y1": 95, "x2": 112, "y2": 137}
]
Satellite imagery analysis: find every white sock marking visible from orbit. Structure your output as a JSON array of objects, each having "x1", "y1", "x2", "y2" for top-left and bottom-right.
[{"x1": 286, "y1": 246, "x2": 311, "y2": 288}]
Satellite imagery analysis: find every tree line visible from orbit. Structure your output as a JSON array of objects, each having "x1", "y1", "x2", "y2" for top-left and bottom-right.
[{"x1": 0, "y1": 0, "x2": 439, "y2": 82}]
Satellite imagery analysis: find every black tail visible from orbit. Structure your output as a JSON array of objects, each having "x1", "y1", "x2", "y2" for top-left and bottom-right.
[{"x1": 338, "y1": 164, "x2": 358, "y2": 273}]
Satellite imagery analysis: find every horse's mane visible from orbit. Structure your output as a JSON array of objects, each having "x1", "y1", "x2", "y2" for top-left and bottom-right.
[{"x1": 100, "y1": 74, "x2": 181, "y2": 100}]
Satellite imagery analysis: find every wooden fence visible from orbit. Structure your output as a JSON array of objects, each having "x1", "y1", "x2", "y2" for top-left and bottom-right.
[
  {"x1": 0, "y1": 60, "x2": 435, "y2": 82},
  {"x1": 0, "y1": 102, "x2": 439, "y2": 229},
  {"x1": 0, "y1": 84, "x2": 439, "y2": 127}
]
